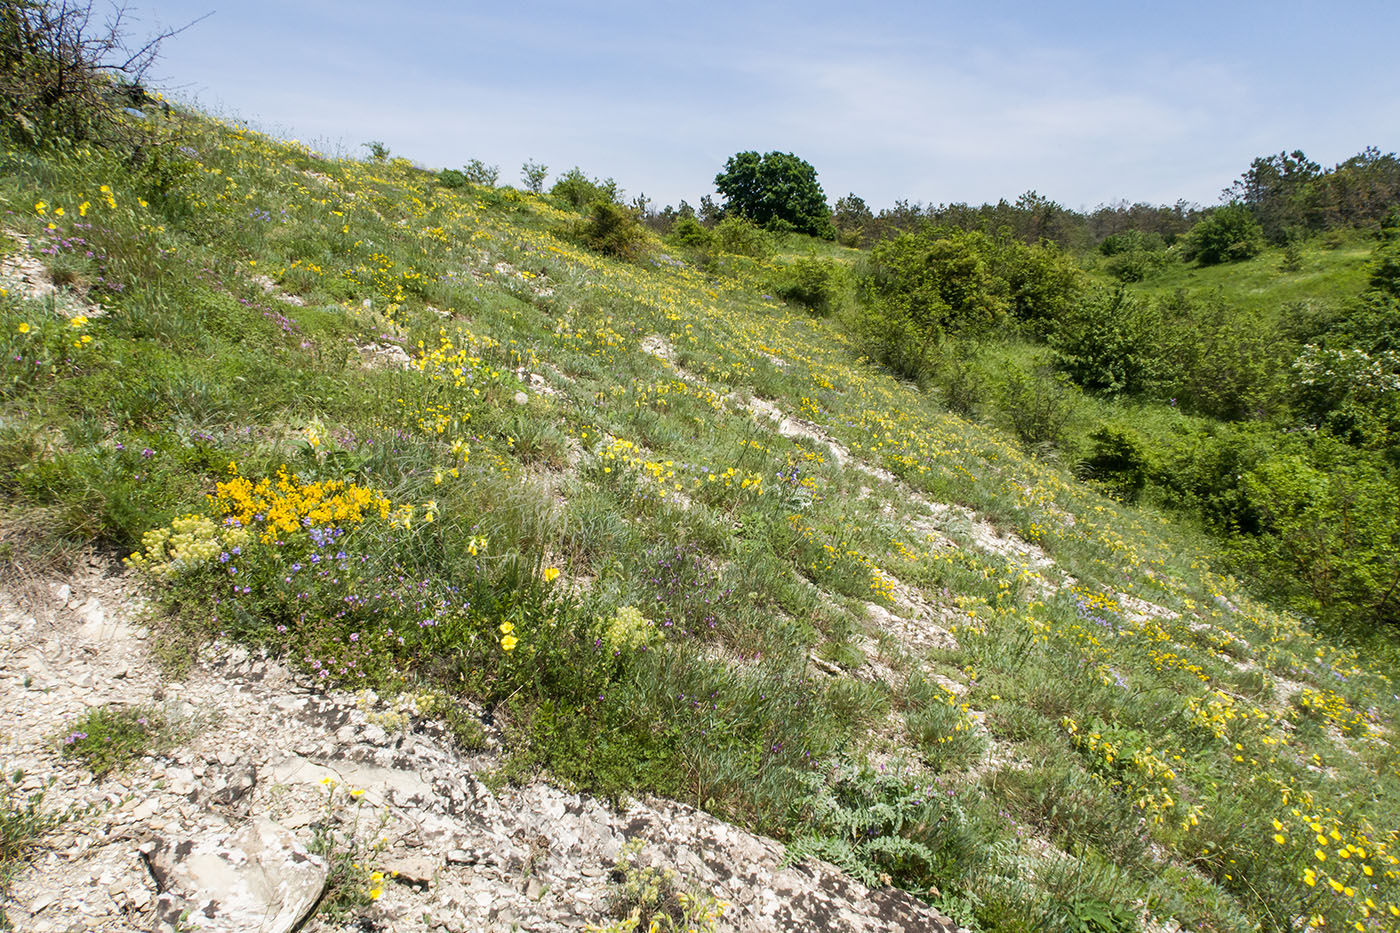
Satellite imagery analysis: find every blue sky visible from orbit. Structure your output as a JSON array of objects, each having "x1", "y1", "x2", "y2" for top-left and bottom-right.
[{"x1": 132, "y1": 0, "x2": 1400, "y2": 213}]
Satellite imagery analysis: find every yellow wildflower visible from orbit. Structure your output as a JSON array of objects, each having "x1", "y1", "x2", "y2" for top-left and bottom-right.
[
  {"x1": 500, "y1": 634, "x2": 518, "y2": 651},
  {"x1": 542, "y1": 567, "x2": 560, "y2": 583}
]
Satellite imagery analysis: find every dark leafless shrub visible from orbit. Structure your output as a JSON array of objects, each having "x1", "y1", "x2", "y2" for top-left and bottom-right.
[{"x1": 0, "y1": 1, "x2": 200, "y2": 145}]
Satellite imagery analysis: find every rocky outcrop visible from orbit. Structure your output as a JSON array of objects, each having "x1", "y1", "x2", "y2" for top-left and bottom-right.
[{"x1": 0, "y1": 563, "x2": 960, "y2": 932}]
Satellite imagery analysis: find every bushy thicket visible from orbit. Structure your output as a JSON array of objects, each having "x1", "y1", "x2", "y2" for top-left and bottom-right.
[
  {"x1": 844, "y1": 215, "x2": 1400, "y2": 631},
  {"x1": 1, "y1": 0, "x2": 179, "y2": 147},
  {"x1": 1181, "y1": 204, "x2": 1265, "y2": 265},
  {"x1": 850, "y1": 226, "x2": 1083, "y2": 380},
  {"x1": 551, "y1": 166, "x2": 620, "y2": 210}
]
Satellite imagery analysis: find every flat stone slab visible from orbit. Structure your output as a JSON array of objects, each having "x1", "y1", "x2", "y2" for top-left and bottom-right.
[{"x1": 143, "y1": 815, "x2": 325, "y2": 933}]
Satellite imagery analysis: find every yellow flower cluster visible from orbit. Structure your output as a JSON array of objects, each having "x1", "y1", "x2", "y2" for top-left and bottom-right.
[
  {"x1": 1061, "y1": 717, "x2": 1182, "y2": 825},
  {"x1": 1272, "y1": 801, "x2": 1400, "y2": 928},
  {"x1": 600, "y1": 605, "x2": 660, "y2": 652},
  {"x1": 126, "y1": 515, "x2": 247, "y2": 579},
  {"x1": 211, "y1": 466, "x2": 391, "y2": 543},
  {"x1": 411, "y1": 326, "x2": 502, "y2": 390},
  {"x1": 1297, "y1": 686, "x2": 1378, "y2": 738}
]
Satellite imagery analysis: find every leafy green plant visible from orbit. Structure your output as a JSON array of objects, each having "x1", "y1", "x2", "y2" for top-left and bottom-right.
[
  {"x1": 1000, "y1": 366, "x2": 1079, "y2": 451},
  {"x1": 521, "y1": 159, "x2": 549, "y2": 193},
  {"x1": 665, "y1": 216, "x2": 711, "y2": 250},
  {"x1": 585, "y1": 839, "x2": 727, "y2": 933},
  {"x1": 552, "y1": 167, "x2": 620, "y2": 210},
  {"x1": 711, "y1": 216, "x2": 773, "y2": 259},
  {"x1": 1, "y1": 770, "x2": 75, "y2": 929},
  {"x1": 578, "y1": 201, "x2": 648, "y2": 260},
  {"x1": 463, "y1": 158, "x2": 499, "y2": 186},
  {"x1": 58, "y1": 704, "x2": 171, "y2": 777},
  {"x1": 786, "y1": 764, "x2": 987, "y2": 899},
  {"x1": 1078, "y1": 425, "x2": 1154, "y2": 503}
]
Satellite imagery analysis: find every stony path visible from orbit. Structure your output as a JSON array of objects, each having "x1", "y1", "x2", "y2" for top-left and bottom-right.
[{"x1": 0, "y1": 560, "x2": 959, "y2": 933}]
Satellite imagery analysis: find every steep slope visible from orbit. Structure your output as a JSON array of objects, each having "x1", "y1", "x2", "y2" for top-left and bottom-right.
[{"x1": 1, "y1": 113, "x2": 1396, "y2": 932}]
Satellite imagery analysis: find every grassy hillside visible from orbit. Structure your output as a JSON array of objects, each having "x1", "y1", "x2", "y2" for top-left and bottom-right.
[
  {"x1": 1095, "y1": 235, "x2": 1375, "y2": 317},
  {"x1": 2, "y1": 109, "x2": 1398, "y2": 933}
]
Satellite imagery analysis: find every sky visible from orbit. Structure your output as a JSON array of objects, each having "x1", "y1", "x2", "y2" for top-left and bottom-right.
[{"x1": 126, "y1": 0, "x2": 1400, "y2": 214}]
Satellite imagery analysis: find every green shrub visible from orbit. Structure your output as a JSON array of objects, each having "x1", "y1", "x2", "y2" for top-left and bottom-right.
[
  {"x1": 0, "y1": 0, "x2": 177, "y2": 146},
  {"x1": 579, "y1": 201, "x2": 648, "y2": 260},
  {"x1": 552, "y1": 167, "x2": 620, "y2": 211},
  {"x1": 1079, "y1": 424, "x2": 1154, "y2": 502},
  {"x1": 666, "y1": 216, "x2": 711, "y2": 251},
  {"x1": 1181, "y1": 204, "x2": 1265, "y2": 265},
  {"x1": 711, "y1": 216, "x2": 773, "y2": 259},
  {"x1": 520, "y1": 159, "x2": 548, "y2": 193},
  {"x1": 1231, "y1": 446, "x2": 1400, "y2": 628},
  {"x1": 999, "y1": 365, "x2": 1079, "y2": 451},
  {"x1": 1161, "y1": 291, "x2": 1285, "y2": 421},
  {"x1": 58, "y1": 705, "x2": 170, "y2": 777},
  {"x1": 928, "y1": 339, "x2": 989, "y2": 417},
  {"x1": 463, "y1": 158, "x2": 499, "y2": 186},
  {"x1": 862, "y1": 227, "x2": 1008, "y2": 337},
  {"x1": 437, "y1": 168, "x2": 468, "y2": 189},
  {"x1": 998, "y1": 238, "x2": 1084, "y2": 333},
  {"x1": 1104, "y1": 248, "x2": 1169, "y2": 283},
  {"x1": 774, "y1": 258, "x2": 846, "y2": 316},
  {"x1": 842, "y1": 301, "x2": 936, "y2": 384},
  {"x1": 1051, "y1": 287, "x2": 1168, "y2": 396},
  {"x1": 1098, "y1": 230, "x2": 1165, "y2": 256}
]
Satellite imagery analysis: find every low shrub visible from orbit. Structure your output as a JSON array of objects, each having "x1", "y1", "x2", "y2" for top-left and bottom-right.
[
  {"x1": 774, "y1": 258, "x2": 846, "y2": 316},
  {"x1": 1078, "y1": 424, "x2": 1155, "y2": 503},
  {"x1": 58, "y1": 704, "x2": 170, "y2": 776},
  {"x1": 1051, "y1": 287, "x2": 1168, "y2": 396},
  {"x1": 711, "y1": 216, "x2": 773, "y2": 260},
  {"x1": 578, "y1": 201, "x2": 648, "y2": 260},
  {"x1": 1000, "y1": 365, "x2": 1079, "y2": 451}
]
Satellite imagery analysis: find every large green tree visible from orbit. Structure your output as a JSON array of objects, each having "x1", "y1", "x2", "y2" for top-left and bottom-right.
[{"x1": 714, "y1": 151, "x2": 834, "y2": 238}]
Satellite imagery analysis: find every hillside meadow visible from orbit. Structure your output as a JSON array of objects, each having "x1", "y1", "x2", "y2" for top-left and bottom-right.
[{"x1": 1, "y1": 107, "x2": 1398, "y2": 933}]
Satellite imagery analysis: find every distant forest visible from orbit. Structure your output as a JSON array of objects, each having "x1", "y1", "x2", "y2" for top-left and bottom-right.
[{"x1": 646, "y1": 147, "x2": 1400, "y2": 250}]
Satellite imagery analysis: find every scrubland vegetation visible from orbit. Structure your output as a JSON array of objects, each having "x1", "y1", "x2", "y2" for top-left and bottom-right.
[{"x1": 2, "y1": 5, "x2": 1399, "y2": 930}]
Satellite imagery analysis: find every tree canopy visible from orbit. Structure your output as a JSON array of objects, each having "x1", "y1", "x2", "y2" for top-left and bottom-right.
[{"x1": 714, "y1": 151, "x2": 833, "y2": 239}]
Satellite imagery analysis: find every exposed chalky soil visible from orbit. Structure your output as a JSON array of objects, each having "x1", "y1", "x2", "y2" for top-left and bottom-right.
[{"x1": 0, "y1": 562, "x2": 959, "y2": 933}]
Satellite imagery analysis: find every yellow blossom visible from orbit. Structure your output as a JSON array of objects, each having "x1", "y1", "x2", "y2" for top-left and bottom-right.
[
  {"x1": 542, "y1": 567, "x2": 560, "y2": 583},
  {"x1": 500, "y1": 634, "x2": 518, "y2": 651}
]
